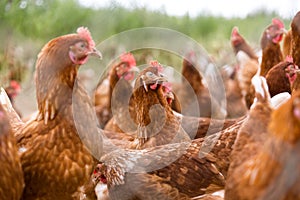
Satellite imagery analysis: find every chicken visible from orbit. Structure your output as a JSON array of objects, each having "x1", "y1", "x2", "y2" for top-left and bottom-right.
[
  {"x1": 235, "y1": 51, "x2": 258, "y2": 108},
  {"x1": 230, "y1": 26, "x2": 258, "y2": 61},
  {"x1": 128, "y1": 62, "x2": 191, "y2": 149},
  {"x1": 95, "y1": 52, "x2": 137, "y2": 128},
  {"x1": 91, "y1": 114, "x2": 245, "y2": 199},
  {"x1": 0, "y1": 103, "x2": 24, "y2": 200},
  {"x1": 174, "y1": 52, "x2": 224, "y2": 118},
  {"x1": 224, "y1": 74, "x2": 274, "y2": 199},
  {"x1": 225, "y1": 88, "x2": 300, "y2": 199},
  {"x1": 14, "y1": 27, "x2": 102, "y2": 199},
  {"x1": 260, "y1": 18, "x2": 285, "y2": 77},
  {"x1": 224, "y1": 26, "x2": 258, "y2": 115},
  {"x1": 266, "y1": 56, "x2": 298, "y2": 97},
  {"x1": 223, "y1": 77, "x2": 248, "y2": 118}
]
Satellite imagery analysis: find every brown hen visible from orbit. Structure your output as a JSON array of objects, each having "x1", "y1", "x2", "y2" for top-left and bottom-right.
[
  {"x1": 174, "y1": 52, "x2": 224, "y2": 118},
  {"x1": 235, "y1": 50, "x2": 259, "y2": 109},
  {"x1": 230, "y1": 26, "x2": 259, "y2": 109},
  {"x1": 260, "y1": 18, "x2": 285, "y2": 77},
  {"x1": 95, "y1": 52, "x2": 137, "y2": 129},
  {"x1": 15, "y1": 27, "x2": 102, "y2": 199},
  {"x1": 230, "y1": 26, "x2": 258, "y2": 61},
  {"x1": 226, "y1": 87, "x2": 300, "y2": 200},
  {"x1": 225, "y1": 75, "x2": 273, "y2": 199},
  {"x1": 128, "y1": 62, "x2": 191, "y2": 149},
  {"x1": 92, "y1": 114, "x2": 245, "y2": 199}
]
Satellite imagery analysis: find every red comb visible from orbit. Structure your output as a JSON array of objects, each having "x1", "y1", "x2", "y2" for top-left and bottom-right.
[
  {"x1": 286, "y1": 55, "x2": 293, "y2": 63},
  {"x1": 231, "y1": 26, "x2": 239, "y2": 36},
  {"x1": 120, "y1": 52, "x2": 136, "y2": 67},
  {"x1": 77, "y1": 27, "x2": 95, "y2": 50},
  {"x1": 150, "y1": 60, "x2": 163, "y2": 72},
  {"x1": 10, "y1": 80, "x2": 21, "y2": 91},
  {"x1": 272, "y1": 18, "x2": 284, "y2": 29}
]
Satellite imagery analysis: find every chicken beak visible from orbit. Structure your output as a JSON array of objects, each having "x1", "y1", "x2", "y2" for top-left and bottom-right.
[
  {"x1": 128, "y1": 66, "x2": 140, "y2": 73},
  {"x1": 155, "y1": 75, "x2": 168, "y2": 84},
  {"x1": 88, "y1": 47, "x2": 102, "y2": 59}
]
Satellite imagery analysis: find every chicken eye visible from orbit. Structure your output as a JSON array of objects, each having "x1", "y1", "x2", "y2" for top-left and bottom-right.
[{"x1": 146, "y1": 71, "x2": 154, "y2": 77}]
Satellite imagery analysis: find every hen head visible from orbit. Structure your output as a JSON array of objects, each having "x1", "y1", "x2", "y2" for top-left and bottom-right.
[
  {"x1": 231, "y1": 26, "x2": 244, "y2": 47},
  {"x1": 92, "y1": 162, "x2": 125, "y2": 188},
  {"x1": 114, "y1": 52, "x2": 138, "y2": 81},
  {"x1": 261, "y1": 18, "x2": 286, "y2": 48},
  {"x1": 68, "y1": 27, "x2": 102, "y2": 65},
  {"x1": 284, "y1": 56, "x2": 299, "y2": 85},
  {"x1": 92, "y1": 163, "x2": 108, "y2": 185},
  {"x1": 135, "y1": 62, "x2": 168, "y2": 92},
  {"x1": 38, "y1": 27, "x2": 101, "y2": 71}
]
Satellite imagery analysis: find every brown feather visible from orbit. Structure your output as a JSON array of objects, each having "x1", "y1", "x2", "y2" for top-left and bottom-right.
[{"x1": 0, "y1": 104, "x2": 24, "y2": 200}]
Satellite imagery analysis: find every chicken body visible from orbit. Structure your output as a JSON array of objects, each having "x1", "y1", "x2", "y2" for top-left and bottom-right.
[
  {"x1": 15, "y1": 27, "x2": 102, "y2": 199},
  {"x1": 0, "y1": 104, "x2": 24, "y2": 200},
  {"x1": 226, "y1": 90, "x2": 300, "y2": 200},
  {"x1": 225, "y1": 75, "x2": 273, "y2": 200}
]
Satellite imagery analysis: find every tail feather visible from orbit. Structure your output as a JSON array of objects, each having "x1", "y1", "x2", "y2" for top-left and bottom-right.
[
  {"x1": 0, "y1": 87, "x2": 23, "y2": 132},
  {"x1": 250, "y1": 75, "x2": 271, "y2": 108}
]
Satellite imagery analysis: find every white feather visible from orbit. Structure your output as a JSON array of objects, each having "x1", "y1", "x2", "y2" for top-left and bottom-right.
[{"x1": 271, "y1": 92, "x2": 291, "y2": 109}]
